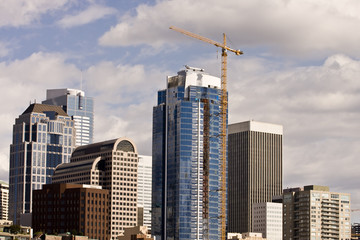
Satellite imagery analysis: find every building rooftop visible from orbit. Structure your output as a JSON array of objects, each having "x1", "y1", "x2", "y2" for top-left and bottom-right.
[
  {"x1": 229, "y1": 120, "x2": 283, "y2": 135},
  {"x1": 72, "y1": 138, "x2": 136, "y2": 157},
  {"x1": 22, "y1": 103, "x2": 68, "y2": 116},
  {"x1": 167, "y1": 66, "x2": 221, "y2": 90},
  {"x1": 304, "y1": 185, "x2": 330, "y2": 191},
  {"x1": 46, "y1": 88, "x2": 85, "y2": 99}
]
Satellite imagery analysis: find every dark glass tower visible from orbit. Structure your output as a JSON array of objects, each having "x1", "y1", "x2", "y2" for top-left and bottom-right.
[
  {"x1": 42, "y1": 88, "x2": 94, "y2": 146},
  {"x1": 152, "y1": 66, "x2": 225, "y2": 240},
  {"x1": 9, "y1": 103, "x2": 75, "y2": 224}
]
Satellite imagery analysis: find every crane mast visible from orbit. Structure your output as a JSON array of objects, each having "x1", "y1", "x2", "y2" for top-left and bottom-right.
[{"x1": 170, "y1": 26, "x2": 243, "y2": 240}]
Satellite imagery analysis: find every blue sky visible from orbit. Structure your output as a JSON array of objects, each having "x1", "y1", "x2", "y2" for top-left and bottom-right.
[{"x1": 0, "y1": 0, "x2": 360, "y2": 221}]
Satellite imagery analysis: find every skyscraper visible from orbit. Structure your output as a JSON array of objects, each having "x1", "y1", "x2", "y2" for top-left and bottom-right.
[
  {"x1": 152, "y1": 66, "x2": 224, "y2": 240},
  {"x1": 137, "y1": 155, "x2": 152, "y2": 229},
  {"x1": 283, "y1": 185, "x2": 351, "y2": 240},
  {"x1": 9, "y1": 103, "x2": 75, "y2": 224},
  {"x1": 228, "y1": 120, "x2": 283, "y2": 233},
  {"x1": 52, "y1": 137, "x2": 138, "y2": 240},
  {"x1": 42, "y1": 88, "x2": 94, "y2": 146}
]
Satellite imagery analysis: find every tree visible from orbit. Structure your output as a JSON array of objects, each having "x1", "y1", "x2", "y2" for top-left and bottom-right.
[{"x1": 9, "y1": 225, "x2": 21, "y2": 234}]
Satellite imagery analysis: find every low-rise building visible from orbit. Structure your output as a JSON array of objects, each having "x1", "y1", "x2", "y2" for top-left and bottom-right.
[
  {"x1": 0, "y1": 223, "x2": 31, "y2": 240},
  {"x1": 227, "y1": 232, "x2": 266, "y2": 240},
  {"x1": 32, "y1": 183, "x2": 109, "y2": 240},
  {"x1": 252, "y1": 202, "x2": 282, "y2": 240},
  {"x1": 117, "y1": 226, "x2": 153, "y2": 240}
]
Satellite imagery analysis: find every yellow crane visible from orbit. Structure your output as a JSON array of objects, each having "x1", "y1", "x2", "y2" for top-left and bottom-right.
[{"x1": 169, "y1": 25, "x2": 243, "y2": 240}]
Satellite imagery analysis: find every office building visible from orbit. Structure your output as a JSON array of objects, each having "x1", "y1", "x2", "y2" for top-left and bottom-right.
[
  {"x1": 252, "y1": 202, "x2": 282, "y2": 240},
  {"x1": 52, "y1": 137, "x2": 138, "y2": 240},
  {"x1": 152, "y1": 66, "x2": 224, "y2": 240},
  {"x1": 32, "y1": 183, "x2": 109, "y2": 240},
  {"x1": 9, "y1": 103, "x2": 75, "y2": 224},
  {"x1": 228, "y1": 120, "x2": 283, "y2": 233},
  {"x1": 0, "y1": 182, "x2": 9, "y2": 220},
  {"x1": 137, "y1": 155, "x2": 152, "y2": 229},
  {"x1": 42, "y1": 88, "x2": 94, "y2": 146},
  {"x1": 283, "y1": 185, "x2": 351, "y2": 240}
]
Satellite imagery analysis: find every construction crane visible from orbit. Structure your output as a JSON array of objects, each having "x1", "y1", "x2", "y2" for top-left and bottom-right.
[{"x1": 170, "y1": 26, "x2": 243, "y2": 240}]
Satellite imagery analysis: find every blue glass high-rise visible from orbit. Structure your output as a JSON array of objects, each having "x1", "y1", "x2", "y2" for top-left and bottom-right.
[
  {"x1": 152, "y1": 66, "x2": 225, "y2": 240},
  {"x1": 42, "y1": 88, "x2": 94, "y2": 146}
]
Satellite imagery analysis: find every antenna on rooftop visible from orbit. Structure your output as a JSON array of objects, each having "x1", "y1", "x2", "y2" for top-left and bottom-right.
[{"x1": 80, "y1": 69, "x2": 83, "y2": 91}]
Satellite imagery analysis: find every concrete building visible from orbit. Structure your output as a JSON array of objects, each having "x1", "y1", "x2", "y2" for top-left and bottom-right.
[
  {"x1": 52, "y1": 137, "x2": 138, "y2": 240},
  {"x1": 0, "y1": 223, "x2": 31, "y2": 240},
  {"x1": 228, "y1": 120, "x2": 283, "y2": 233},
  {"x1": 0, "y1": 181, "x2": 9, "y2": 220},
  {"x1": 252, "y1": 202, "x2": 282, "y2": 240},
  {"x1": 117, "y1": 226, "x2": 153, "y2": 240},
  {"x1": 283, "y1": 185, "x2": 351, "y2": 240},
  {"x1": 137, "y1": 155, "x2": 152, "y2": 229},
  {"x1": 9, "y1": 103, "x2": 75, "y2": 224},
  {"x1": 32, "y1": 183, "x2": 109, "y2": 240},
  {"x1": 42, "y1": 88, "x2": 94, "y2": 146},
  {"x1": 228, "y1": 232, "x2": 266, "y2": 240},
  {"x1": 352, "y1": 223, "x2": 360, "y2": 239},
  {"x1": 152, "y1": 66, "x2": 224, "y2": 240}
]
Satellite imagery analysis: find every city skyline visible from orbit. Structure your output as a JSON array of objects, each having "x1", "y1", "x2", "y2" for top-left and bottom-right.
[{"x1": 0, "y1": 0, "x2": 359, "y2": 222}]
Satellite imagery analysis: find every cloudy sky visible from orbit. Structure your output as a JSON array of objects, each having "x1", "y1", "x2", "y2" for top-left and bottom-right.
[{"x1": 0, "y1": 0, "x2": 359, "y2": 221}]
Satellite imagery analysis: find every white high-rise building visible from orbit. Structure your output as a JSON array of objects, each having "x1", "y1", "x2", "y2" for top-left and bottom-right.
[
  {"x1": 252, "y1": 202, "x2": 283, "y2": 240},
  {"x1": 0, "y1": 181, "x2": 9, "y2": 220},
  {"x1": 137, "y1": 155, "x2": 152, "y2": 229}
]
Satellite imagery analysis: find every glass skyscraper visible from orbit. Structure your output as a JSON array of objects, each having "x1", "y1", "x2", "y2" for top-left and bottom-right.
[
  {"x1": 9, "y1": 103, "x2": 75, "y2": 224},
  {"x1": 152, "y1": 66, "x2": 225, "y2": 240},
  {"x1": 42, "y1": 88, "x2": 94, "y2": 146}
]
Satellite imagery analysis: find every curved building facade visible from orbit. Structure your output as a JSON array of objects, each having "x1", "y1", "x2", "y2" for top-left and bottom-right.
[{"x1": 52, "y1": 137, "x2": 138, "y2": 240}]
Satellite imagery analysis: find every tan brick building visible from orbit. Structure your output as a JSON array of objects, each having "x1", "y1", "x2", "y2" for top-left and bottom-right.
[{"x1": 52, "y1": 137, "x2": 138, "y2": 240}]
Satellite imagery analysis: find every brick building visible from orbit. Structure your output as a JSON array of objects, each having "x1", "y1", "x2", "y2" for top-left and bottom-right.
[{"x1": 32, "y1": 183, "x2": 109, "y2": 240}]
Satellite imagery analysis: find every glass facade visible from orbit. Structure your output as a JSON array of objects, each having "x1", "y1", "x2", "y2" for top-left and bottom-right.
[
  {"x1": 8, "y1": 104, "x2": 75, "y2": 224},
  {"x1": 42, "y1": 88, "x2": 94, "y2": 146},
  {"x1": 152, "y1": 67, "x2": 225, "y2": 240}
]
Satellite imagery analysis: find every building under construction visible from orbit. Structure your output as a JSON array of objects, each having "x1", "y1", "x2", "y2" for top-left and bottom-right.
[{"x1": 152, "y1": 66, "x2": 225, "y2": 240}]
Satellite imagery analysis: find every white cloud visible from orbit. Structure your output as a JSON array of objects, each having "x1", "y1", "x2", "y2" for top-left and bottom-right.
[
  {"x1": 0, "y1": 0, "x2": 69, "y2": 27},
  {"x1": 0, "y1": 54, "x2": 168, "y2": 181},
  {"x1": 0, "y1": 41, "x2": 10, "y2": 58},
  {"x1": 221, "y1": 54, "x2": 360, "y2": 208},
  {"x1": 99, "y1": 0, "x2": 360, "y2": 58},
  {"x1": 0, "y1": 52, "x2": 80, "y2": 181},
  {"x1": 57, "y1": 4, "x2": 117, "y2": 28},
  {"x1": 83, "y1": 61, "x2": 170, "y2": 154}
]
